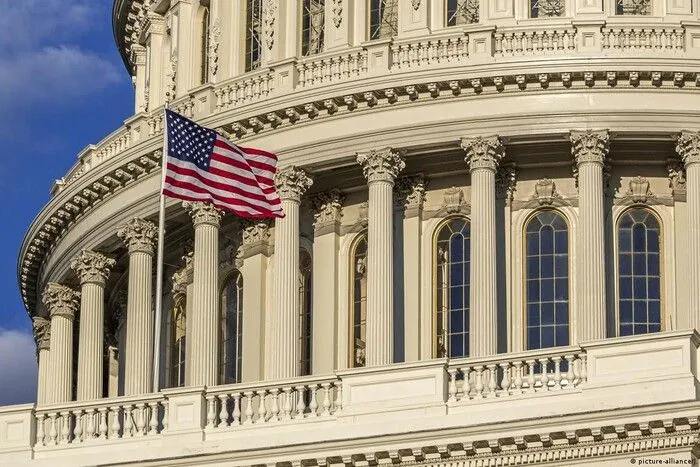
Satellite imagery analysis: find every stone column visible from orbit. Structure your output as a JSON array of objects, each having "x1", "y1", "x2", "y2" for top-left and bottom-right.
[
  {"x1": 461, "y1": 136, "x2": 504, "y2": 357},
  {"x1": 571, "y1": 130, "x2": 609, "y2": 342},
  {"x1": 172, "y1": 0, "x2": 197, "y2": 95},
  {"x1": 131, "y1": 45, "x2": 148, "y2": 114},
  {"x1": 71, "y1": 250, "x2": 115, "y2": 401},
  {"x1": 311, "y1": 190, "x2": 345, "y2": 374},
  {"x1": 394, "y1": 176, "x2": 426, "y2": 362},
  {"x1": 357, "y1": 149, "x2": 406, "y2": 366},
  {"x1": 267, "y1": 167, "x2": 313, "y2": 379},
  {"x1": 183, "y1": 201, "x2": 223, "y2": 386},
  {"x1": 145, "y1": 12, "x2": 166, "y2": 108},
  {"x1": 42, "y1": 283, "x2": 80, "y2": 404},
  {"x1": 677, "y1": 131, "x2": 700, "y2": 330},
  {"x1": 117, "y1": 218, "x2": 157, "y2": 395},
  {"x1": 32, "y1": 316, "x2": 51, "y2": 405}
]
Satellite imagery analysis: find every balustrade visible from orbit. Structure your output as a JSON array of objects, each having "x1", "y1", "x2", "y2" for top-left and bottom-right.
[
  {"x1": 214, "y1": 70, "x2": 275, "y2": 111},
  {"x1": 391, "y1": 32, "x2": 469, "y2": 70},
  {"x1": 494, "y1": 27, "x2": 577, "y2": 57},
  {"x1": 602, "y1": 24, "x2": 684, "y2": 52},
  {"x1": 296, "y1": 50, "x2": 369, "y2": 87}
]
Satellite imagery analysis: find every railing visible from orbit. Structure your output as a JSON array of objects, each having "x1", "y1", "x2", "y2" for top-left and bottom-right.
[
  {"x1": 214, "y1": 69, "x2": 275, "y2": 111},
  {"x1": 33, "y1": 394, "x2": 166, "y2": 447},
  {"x1": 447, "y1": 347, "x2": 587, "y2": 403},
  {"x1": 391, "y1": 31, "x2": 469, "y2": 70},
  {"x1": 494, "y1": 26, "x2": 577, "y2": 57},
  {"x1": 296, "y1": 49, "x2": 368, "y2": 88},
  {"x1": 204, "y1": 375, "x2": 341, "y2": 430},
  {"x1": 602, "y1": 23, "x2": 685, "y2": 52}
]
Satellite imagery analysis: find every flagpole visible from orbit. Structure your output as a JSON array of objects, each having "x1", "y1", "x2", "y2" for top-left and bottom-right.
[{"x1": 152, "y1": 102, "x2": 169, "y2": 393}]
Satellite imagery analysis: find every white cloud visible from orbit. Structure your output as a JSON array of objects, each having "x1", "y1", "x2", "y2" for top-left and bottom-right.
[{"x1": 0, "y1": 329, "x2": 37, "y2": 406}]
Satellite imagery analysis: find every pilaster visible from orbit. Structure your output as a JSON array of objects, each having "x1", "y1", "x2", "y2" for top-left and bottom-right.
[
  {"x1": 325, "y1": 0, "x2": 354, "y2": 50},
  {"x1": 311, "y1": 190, "x2": 345, "y2": 374},
  {"x1": 71, "y1": 250, "x2": 115, "y2": 401},
  {"x1": 42, "y1": 283, "x2": 80, "y2": 404},
  {"x1": 131, "y1": 45, "x2": 148, "y2": 113},
  {"x1": 357, "y1": 149, "x2": 406, "y2": 366},
  {"x1": 461, "y1": 136, "x2": 504, "y2": 357},
  {"x1": 32, "y1": 317, "x2": 51, "y2": 405},
  {"x1": 145, "y1": 13, "x2": 167, "y2": 109},
  {"x1": 676, "y1": 131, "x2": 700, "y2": 331},
  {"x1": 269, "y1": 167, "x2": 313, "y2": 379},
  {"x1": 183, "y1": 201, "x2": 224, "y2": 386},
  {"x1": 571, "y1": 129, "x2": 609, "y2": 342},
  {"x1": 117, "y1": 218, "x2": 157, "y2": 395},
  {"x1": 398, "y1": 0, "x2": 430, "y2": 37},
  {"x1": 172, "y1": 0, "x2": 197, "y2": 96}
]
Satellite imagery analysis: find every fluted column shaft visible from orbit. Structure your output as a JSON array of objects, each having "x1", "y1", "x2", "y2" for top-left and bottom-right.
[
  {"x1": 71, "y1": 250, "x2": 115, "y2": 401},
  {"x1": 572, "y1": 130, "x2": 609, "y2": 342},
  {"x1": 42, "y1": 283, "x2": 80, "y2": 404},
  {"x1": 268, "y1": 168, "x2": 313, "y2": 379},
  {"x1": 184, "y1": 202, "x2": 223, "y2": 386},
  {"x1": 358, "y1": 149, "x2": 405, "y2": 366},
  {"x1": 118, "y1": 218, "x2": 157, "y2": 395},
  {"x1": 677, "y1": 132, "x2": 700, "y2": 329},
  {"x1": 32, "y1": 317, "x2": 51, "y2": 405},
  {"x1": 462, "y1": 136, "x2": 504, "y2": 357}
]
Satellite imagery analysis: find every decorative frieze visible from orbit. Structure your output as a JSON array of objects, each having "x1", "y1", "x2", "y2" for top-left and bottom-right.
[
  {"x1": 571, "y1": 130, "x2": 610, "y2": 166},
  {"x1": 70, "y1": 250, "x2": 116, "y2": 286},
  {"x1": 461, "y1": 136, "x2": 505, "y2": 172},
  {"x1": 183, "y1": 201, "x2": 224, "y2": 227},
  {"x1": 117, "y1": 218, "x2": 157, "y2": 255},
  {"x1": 42, "y1": 283, "x2": 80, "y2": 319},
  {"x1": 32, "y1": 316, "x2": 51, "y2": 351},
  {"x1": 275, "y1": 167, "x2": 314, "y2": 202},
  {"x1": 357, "y1": 149, "x2": 406, "y2": 184}
]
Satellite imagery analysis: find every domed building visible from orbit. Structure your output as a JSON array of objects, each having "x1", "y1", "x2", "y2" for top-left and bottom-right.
[{"x1": 2, "y1": 0, "x2": 700, "y2": 465}]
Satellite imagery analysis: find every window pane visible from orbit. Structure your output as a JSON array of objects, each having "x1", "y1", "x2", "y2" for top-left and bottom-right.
[
  {"x1": 245, "y1": 0, "x2": 264, "y2": 71},
  {"x1": 220, "y1": 271, "x2": 243, "y2": 384},
  {"x1": 447, "y1": 0, "x2": 479, "y2": 26},
  {"x1": 351, "y1": 234, "x2": 368, "y2": 367},
  {"x1": 369, "y1": 0, "x2": 398, "y2": 40},
  {"x1": 616, "y1": 0, "x2": 651, "y2": 15},
  {"x1": 530, "y1": 0, "x2": 565, "y2": 18},
  {"x1": 302, "y1": 0, "x2": 325, "y2": 56}
]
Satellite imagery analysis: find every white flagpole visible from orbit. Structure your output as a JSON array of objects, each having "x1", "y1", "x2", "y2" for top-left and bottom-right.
[{"x1": 152, "y1": 103, "x2": 169, "y2": 393}]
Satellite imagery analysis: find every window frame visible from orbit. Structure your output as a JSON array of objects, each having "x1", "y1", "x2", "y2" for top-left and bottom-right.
[
  {"x1": 299, "y1": 248, "x2": 313, "y2": 375},
  {"x1": 300, "y1": 0, "x2": 326, "y2": 56},
  {"x1": 614, "y1": 206, "x2": 664, "y2": 337},
  {"x1": 219, "y1": 269, "x2": 244, "y2": 385},
  {"x1": 367, "y1": 0, "x2": 399, "y2": 41},
  {"x1": 522, "y1": 209, "x2": 572, "y2": 351},
  {"x1": 245, "y1": 0, "x2": 264, "y2": 72},
  {"x1": 348, "y1": 231, "x2": 368, "y2": 368}
]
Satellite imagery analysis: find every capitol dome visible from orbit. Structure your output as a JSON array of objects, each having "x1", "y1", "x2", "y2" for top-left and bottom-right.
[{"x1": 2, "y1": 0, "x2": 700, "y2": 465}]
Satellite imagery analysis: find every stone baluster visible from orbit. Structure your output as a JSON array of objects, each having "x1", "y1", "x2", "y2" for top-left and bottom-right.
[
  {"x1": 32, "y1": 316, "x2": 51, "y2": 405},
  {"x1": 268, "y1": 167, "x2": 313, "y2": 379},
  {"x1": 311, "y1": 190, "x2": 345, "y2": 374},
  {"x1": 676, "y1": 131, "x2": 700, "y2": 330},
  {"x1": 71, "y1": 250, "x2": 115, "y2": 401},
  {"x1": 42, "y1": 283, "x2": 80, "y2": 404},
  {"x1": 183, "y1": 201, "x2": 224, "y2": 386},
  {"x1": 357, "y1": 149, "x2": 406, "y2": 366},
  {"x1": 461, "y1": 136, "x2": 504, "y2": 357},
  {"x1": 571, "y1": 130, "x2": 609, "y2": 342},
  {"x1": 117, "y1": 218, "x2": 157, "y2": 395}
]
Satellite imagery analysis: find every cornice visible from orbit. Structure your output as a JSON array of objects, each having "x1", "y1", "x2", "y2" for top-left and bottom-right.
[{"x1": 18, "y1": 67, "x2": 700, "y2": 315}]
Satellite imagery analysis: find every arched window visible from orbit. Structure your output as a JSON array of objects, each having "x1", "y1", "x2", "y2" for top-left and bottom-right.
[
  {"x1": 350, "y1": 232, "x2": 368, "y2": 367},
  {"x1": 446, "y1": 0, "x2": 479, "y2": 26},
  {"x1": 525, "y1": 211, "x2": 569, "y2": 350},
  {"x1": 302, "y1": 0, "x2": 325, "y2": 56},
  {"x1": 199, "y1": 7, "x2": 210, "y2": 84},
  {"x1": 220, "y1": 271, "x2": 243, "y2": 384},
  {"x1": 618, "y1": 208, "x2": 661, "y2": 336},
  {"x1": 299, "y1": 249, "x2": 313, "y2": 375},
  {"x1": 530, "y1": 0, "x2": 565, "y2": 18},
  {"x1": 245, "y1": 0, "x2": 264, "y2": 72},
  {"x1": 435, "y1": 218, "x2": 471, "y2": 358},
  {"x1": 368, "y1": 0, "x2": 398, "y2": 40},
  {"x1": 169, "y1": 293, "x2": 187, "y2": 388},
  {"x1": 616, "y1": 0, "x2": 651, "y2": 15}
]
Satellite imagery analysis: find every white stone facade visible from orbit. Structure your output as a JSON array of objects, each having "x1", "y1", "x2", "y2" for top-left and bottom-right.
[{"x1": 6, "y1": 0, "x2": 700, "y2": 465}]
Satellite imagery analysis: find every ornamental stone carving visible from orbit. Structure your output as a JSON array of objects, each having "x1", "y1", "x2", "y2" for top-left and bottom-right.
[
  {"x1": 496, "y1": 164, "x2": 518, "y2": 202},
  {"x1": 411, "y1": 0, "x2": 421, "y2": 9},
  {"x1": 461, "y1": 136, "x2": 505, "y2": 172},
  {"x1": 263, "y1": 0, "x2": 277, "y2": 51},
  {"x1": 571, "y1": 130, "x2": 609, "y2": 166},
  {"x1": 667, "y1": 160, "x2": 687, "y2": 199},
  {"x1": 183, "y1": 201, "x2": 224, "y2": 227},
  {"x1": 676, "y1": 131, "x2": 700, "y2": 167},
  {"x1": 274, "y1": 167, "x2": 314, "y2": 202},
  {"x1": 165, "y1": 54, "x2": 177, "y2": 101},
  {"x1": 357, "y1": 148, "x2": 406, "y2": 184},
  {"x1": 117, "y1": 218, "x2": 157, "y2": 255},
  {"x1": 443, "y1": 187, "x2": 465, "y2": 214},
  {"x1": 312, "y1": 190, "x2": 345, "y2": 232},
  {"x1": 394, "y1": 175, "x2": 426, "y2": 214},
  {"x1": 208, "y1": 17, "x2": 221, "y2": 79},
  {"x1": 241, "y1": 219, "x2": 272, "y2": 257},
  {"x1": 533, "y1": 178, "x2": 559, "y2": 205},
  {"x1": 32, "y1": 316, "x2": 51, "y2": 351},
  {"x1": 42, "y1": 282, "x2": 80, "y2": 319},
  {"x1": 332, "y1": 0, "x2": 344, "y2": 27},
  {"x1": 70, "y1": 250, "x2": 116, "y2": 286},
  {"x1": 172, "y1": 251, "x2": 194, "y2": 298},
  {"x1": 627, "y1": 176, "x2": 652, "y2": 203}
]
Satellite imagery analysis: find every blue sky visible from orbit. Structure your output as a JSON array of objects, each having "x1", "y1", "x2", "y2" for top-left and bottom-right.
[{"x1": 0, "y1": 0, "x2": 133, "y2": 404}]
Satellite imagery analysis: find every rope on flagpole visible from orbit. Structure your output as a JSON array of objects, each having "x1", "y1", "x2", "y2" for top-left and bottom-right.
[{"x1": 152, "y1": 101, "x2": 169, "y2": 393}]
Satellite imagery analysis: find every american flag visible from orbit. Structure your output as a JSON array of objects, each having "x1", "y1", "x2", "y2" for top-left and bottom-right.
[{"x1": 162, "y1": 109, "x2": 284, "y2": 218}]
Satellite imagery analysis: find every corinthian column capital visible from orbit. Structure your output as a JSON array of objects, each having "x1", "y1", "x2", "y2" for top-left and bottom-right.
[
  {"x1": 42, "y1": 283, "x2": 80, "y2": 320},
  {"x1": 357, "y1": 148, "x2": 406, "y2": 183},
  {"x1": 70, "y1": 250, "x2": 116, "y2": 286},
  {"x1": 676, "y1": 131, "x2": 700, "y2": 168},
  {"x1": 183, "y1": 201, "x2": 224, "y2": 227},
  {"x1": 312, "y1": 189, "x2": 345, "y2": 230},
  {"x1": 571, "y1": 130, "x2": 609, "y2": 166},
  {"x1": 117, "y1": 218, "x2": 158, "y2": 255},
  {"x1": 32, "y1": 316, "x2": 51, "y2": 351},
  {"x1": 461, "y1": 136, "x2": 505, "y2": 172},
  {"x1": 275, "y1": 167, "x2": 314, "y2": 202}
]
